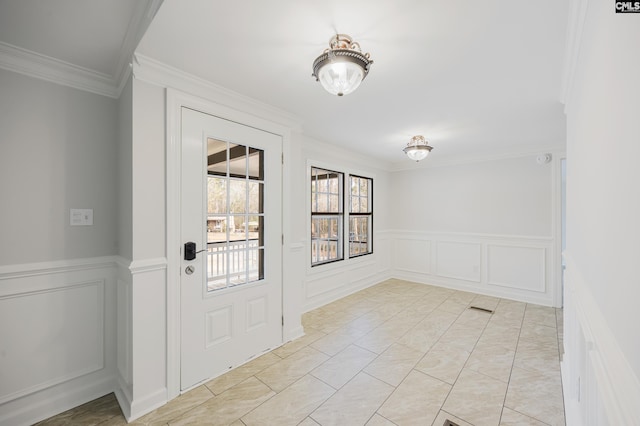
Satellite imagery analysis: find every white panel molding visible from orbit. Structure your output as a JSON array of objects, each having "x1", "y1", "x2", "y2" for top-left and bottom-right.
[
  {"x1": 0, "y1": 255, "x2": 117, "y2": 280},
  {"x1": 393, "y1": 238, "x2": 431, "y2": 275},
  {"x1": 562, "y1": 254, "x2": 640, "y2": 425},
  {"x1": 388, "y1": 230, "x2": 556, "y2": 307},
  {"x1": 487, "y1": 244, "x2": 546, "y2": 293},
  {"x1": 0, "y1": 281, "x2": 105, "y2": 404},
  {"x1": 435, "y1": 240, "x2": 482, "y2": 283},
  {"x1": 129, "y1": 257, "x2": 168, "y2": 275},
  {"x1": 0, "y1": 256, "x2": 117, "y2": 426}
]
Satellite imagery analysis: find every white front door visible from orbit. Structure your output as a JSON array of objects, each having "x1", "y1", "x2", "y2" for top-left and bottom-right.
[{"x1": 180, "y1": 107, "x2": 282, "y2": 390}]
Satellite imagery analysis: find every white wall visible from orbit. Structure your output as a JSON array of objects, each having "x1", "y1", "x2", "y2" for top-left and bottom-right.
[
  {"x1": 562, "y1": 0, "x2": 640, "y2": 424},
  {"x1": 0, "y1": 68, "x2": 118, "y2": 265},
  {"x1": 0, "y1": 70, "x2": 119, "y2": 425},
  {"x1": 299, "y1": 133, "x2": 393, "y2": 312},
  {"x1": 387, "y1": 155, "x2": 560, "y2": 306},
  {"x1": 391, "y1": 156, "x2": 552, "y2": 236}
]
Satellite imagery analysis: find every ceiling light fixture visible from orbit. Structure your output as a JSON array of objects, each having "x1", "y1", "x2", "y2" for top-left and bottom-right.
[
  {"x1": 312, "y1": 34, "x2": 373, "y2": 96},
  {"x1": 403, "y1": 135, "x2": 434, "y2": 162}
]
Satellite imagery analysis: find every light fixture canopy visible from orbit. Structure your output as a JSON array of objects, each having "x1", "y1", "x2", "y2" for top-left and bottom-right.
[
  {"x1": 312, "y1": 34, "x2": 373, "y2": 96},
  {"x1": 403, "y1": 135, "x2": 433, "y2": 162}
]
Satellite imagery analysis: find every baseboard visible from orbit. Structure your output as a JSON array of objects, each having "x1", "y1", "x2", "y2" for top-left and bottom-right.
[
  {"x1": 0, "y1": 374, "x2": 116, "y2": 426},
  {"x1": 128, "y1": 387, "x2": 168, "y2": 422}
]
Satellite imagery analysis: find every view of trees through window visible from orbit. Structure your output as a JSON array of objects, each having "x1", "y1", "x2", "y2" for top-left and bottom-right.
[
  {"x1": 310, "y1": 167, "x2": 373, "y2": 266},
  {"x1": 311, "y1": 167, "x2": 343, "y2": 265},
  {"x1": 206, "y1": 138, "x2": 264, "y2": 290}
]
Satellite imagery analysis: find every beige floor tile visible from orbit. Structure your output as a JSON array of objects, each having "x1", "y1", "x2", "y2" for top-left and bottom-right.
[
  {"x1": 513, "y1": 344, "x2": 560, "y2": 376},
  {"x1": 298, "y1": 417, "x2": 321, "y2": 426},
  {"x1": 310, "y1": 373, "x2": 394, "y2": 426},
  {"x1": 205, "y1": 351, "x2": 282, "y2": 395},
  {"x1": 437, "y1": 323, "x2": 484, "y2": 352},
  {"x1": 500, "y1": 407, "x2": 548, "y2": 425},
  {"x1": 505, "y1": 367, "x2": 565, "y2": 426},
  {"x1": 431, "y1": 410, "x2": 473, "y2": 426},
  {"x1": 442, "y1": 368, "x2": 508, "y2": 426},
  {"x1": 415, "y1": 342, "x2": 470, "y2": 385},
  {"x1": 523, "y1": 304, "x2": 558, "y2": 328},
  {"x1": 437, "y1": 299, "x2": 470, "y2": 315},
  {"x1": 364, "y1": 343, "x2": 424, "y2": 386},
  {"x1": 455, "y1": 307, "x2": 493, "y2": 328},
  {"x1": 476, "y1": 324, "x2": 521, "y2": 350},
  {"x1": 366, "y1": 414, "x2": 397, "y2": 425},
  {"x1": 169, "y1": 377, "x2": 275, "y2": 426},
  {"x1": 241, "y1": 375, "x2": 335, "y2": 426},
  {"x1": 133, "y1": 386, "x2": 214, "y2": 425},
  {"x1": 518, "y1": 323, "x2": 559, "y2": 347},
  {"x1": 311, "y1": 327, "x2": 367, "y2": 356},
  {"x1": 448, "y1": 291, "x2": 478, "y2": 305},
  {"x1": 256, "y1": 346, "x2": 329, "y2": 392},
  {"x1": 311, "y1": 344, "x2": 377, "y2": 389},
  {"x1": 397, "y1": 322, "x2": 445, "y2": 353},
  {"x1": 36, "y1": 393, "x2": 123, "y2": 426},
  {"x1": 466, "y1": 343, "x2": 515, "y2": 383},
  {"x1": 470, "y1": 295, "x2": 501, "y2": 311},
  {"x1": 378, "y1": 370, "x2": 451, "y2": 425},
  {"x1": 272, "y1": 328, "x2": 326, "y2": 358}
]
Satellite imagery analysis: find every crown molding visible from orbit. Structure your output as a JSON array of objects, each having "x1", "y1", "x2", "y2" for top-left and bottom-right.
[
  {"x1": 389, "y1": 145, "x2": 566, "y2": 172},
  {"x1": 0, "y1": 0, "x2": 163, "y2": 99},
  {"x1": 133, "y1": 53, "x2": 303, "y2": 131},
  {"x1": 561, "y1": 0, "x2": 590, "y2": 111},
  {"x1": 0, "y1": 41, "x2": 118, "y2": 98}
]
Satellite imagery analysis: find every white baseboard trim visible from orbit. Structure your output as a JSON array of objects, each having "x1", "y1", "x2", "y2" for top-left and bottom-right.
[
  {"x1": 128, "y1": 387, "x2": 168, "y2": 422},
  {"x1": 0, "y1": 374, "x2": 115, "y2": 426}
]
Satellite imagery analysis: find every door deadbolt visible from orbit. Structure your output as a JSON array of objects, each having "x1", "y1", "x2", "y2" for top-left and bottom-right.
[{"x1": 185, "y1": 265, "x2": 195, "y2": 275}]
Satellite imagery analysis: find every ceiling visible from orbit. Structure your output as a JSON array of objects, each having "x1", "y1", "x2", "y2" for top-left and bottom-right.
[{"x1": 0, "y1": 0, "x2": 569, "y2": 168}]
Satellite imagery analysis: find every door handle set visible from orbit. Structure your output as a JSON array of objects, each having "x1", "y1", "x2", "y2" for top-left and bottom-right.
[{"x1": 184, "y1": 242, "x2": 205, "y2": 261}]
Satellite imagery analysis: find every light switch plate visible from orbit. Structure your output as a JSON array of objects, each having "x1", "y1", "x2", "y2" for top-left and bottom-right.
[{"x1": 70, "y1": 209, "x2": 93, "y2": 226}]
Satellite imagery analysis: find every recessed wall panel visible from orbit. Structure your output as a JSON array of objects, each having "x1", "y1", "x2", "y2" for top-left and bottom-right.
[
  {"x1": 205, "y1": 305, "x2": 232, "y2": 348},
  {"x1": 435, "y1": 241, "x2": 481, "y2": 282},
  {"x1": 246, "y1": 296, "x2": 267, "y2": 332},
  {"x1": 487, "y1": 245, "x2": 545, "y2": 292},
  {"x1": 394, "y1": 239, "x2": 431, "y2": 274},
  {"x1": 0, "y1": 281, "x2": 104, "y2": 403}
]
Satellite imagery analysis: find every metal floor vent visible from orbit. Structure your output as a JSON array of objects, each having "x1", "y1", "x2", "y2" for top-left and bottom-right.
[
  {"x1": 468, "y1": 305, "x2": 494, "y2": 314},
  {"x1": 443, "y1": 420, "x2": 461, "y2": 426}
]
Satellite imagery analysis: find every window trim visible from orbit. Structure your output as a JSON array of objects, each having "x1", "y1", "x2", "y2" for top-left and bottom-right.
[
  {"x1": 310, "y1": 166, "x2": 345, "y2": 267},
  {"x1": 348, "y1": 174, "x2": 374, "y2": 259}
]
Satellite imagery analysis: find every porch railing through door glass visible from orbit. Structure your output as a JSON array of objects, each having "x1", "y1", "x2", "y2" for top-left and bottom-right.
[{"x1": 206, "y1": 239, "x2": 260, "y2": 291}]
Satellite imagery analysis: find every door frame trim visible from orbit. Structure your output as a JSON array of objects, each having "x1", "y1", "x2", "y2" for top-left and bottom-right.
[{"x1": 165, "y1": 89, "x2": 293, "y2": 400}]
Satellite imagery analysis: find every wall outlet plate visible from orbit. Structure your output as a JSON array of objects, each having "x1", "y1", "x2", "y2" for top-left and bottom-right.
[{"x1": 70, "y1": 209, "x2": 93, "y2": 226}]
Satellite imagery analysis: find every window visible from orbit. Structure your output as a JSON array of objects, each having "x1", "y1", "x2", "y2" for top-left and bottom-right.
[
  {"x1": 311, "y1": 167, "x2": 344, "y2": 266},
  {"x1": 349, "y1": 175, "x2": 373, "y2": 257}
]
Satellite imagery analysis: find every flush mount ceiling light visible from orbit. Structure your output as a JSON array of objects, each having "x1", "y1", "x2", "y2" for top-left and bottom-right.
[
  {"x1": 403, "y1": 135, "x2": 434, "y2": 162},
  {"x1": 312, "y1": 34, "x2": 373, "y2": 96}
]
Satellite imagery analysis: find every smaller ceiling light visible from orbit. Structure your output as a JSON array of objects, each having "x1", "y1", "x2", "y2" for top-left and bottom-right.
[
  {"x1": 403, "y1": 135, "x2": 434, "y2": 162},
  {"x1": 312, "y1": 34, "x2": 373, "y2": 96}
]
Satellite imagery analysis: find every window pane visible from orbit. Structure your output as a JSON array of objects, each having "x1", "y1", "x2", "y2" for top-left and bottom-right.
[
  {"x1": 248, "y1": 148, "x2": 264, "y2": 180},
  {"x1": 229, "y1": 180, "x2": 246, "y2": 213},
  {"x1": 207, "y1": 138, "x2": 227, "y2": 176},
  {"x1": 228, "y1": 144, "x2": 247, "y2": 177},
  {"x1": 248, "y1": 182, "x2": 263, "y2": 213},
  {"x1": 329, "y1": 195, "x2": 339, "y2": 212},
  {"x1": 208, "y1": 177, "x2": 227, "y2": 214}
]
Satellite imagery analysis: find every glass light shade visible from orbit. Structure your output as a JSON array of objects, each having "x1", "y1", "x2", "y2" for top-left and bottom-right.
[
  {"x1": 317, "y1": 61, "x2": 364, "y2": 96},
  {"x1": 404, "y1": 147, "x2": 431, "y2": 161},
  {"x1": 312, "y1": 34, "x2": 372, "y2": 96},
  {"x1": 403, "y1": 135, "x2": 433, "y2": 161}
]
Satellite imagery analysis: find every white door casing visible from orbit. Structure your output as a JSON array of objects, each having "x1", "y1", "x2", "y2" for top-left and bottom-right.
[{"x1": 180, "y1": 107, "x2": 283, "y2": 390}]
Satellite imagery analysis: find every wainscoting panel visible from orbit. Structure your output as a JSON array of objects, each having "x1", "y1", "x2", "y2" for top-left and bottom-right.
[
  {"x1": 487, "y1": 244, "x2": 546, "y2": 293},
  {"x1": 435, "y1": 241, "x2": 481, "y2": 282},
  {"x1": 389, "y1": 231, "x2": 557, "y2": 307},
  {"x1": 394, "y1": 238, "x2": 431, "y2": 274},
  {"x1": 0, "y1": 257, "x2": 117, "y2": 426},
  {"x1": 562, "y1": 255, "x2": 640, "y2": 426},
  {"x1": 0, "y1": 281, "x2": 104, "y2": 404}
]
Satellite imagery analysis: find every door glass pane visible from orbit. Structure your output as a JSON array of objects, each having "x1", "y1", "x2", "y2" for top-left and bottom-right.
[{"x1": 206, "y1": 138, "x2": 264, "y2": 292}]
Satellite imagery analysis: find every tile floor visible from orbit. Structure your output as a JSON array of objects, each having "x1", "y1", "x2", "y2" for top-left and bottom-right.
[{"x1": 38, "y1": 279, "x2": 565, "y2": 426}]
